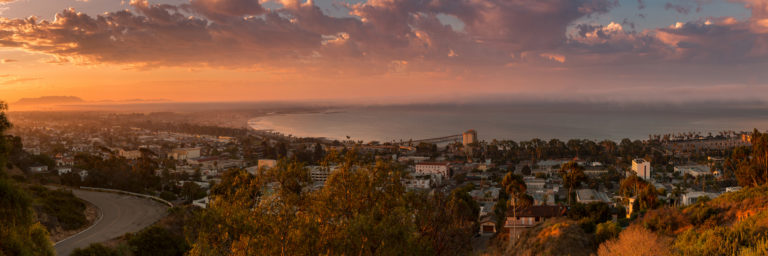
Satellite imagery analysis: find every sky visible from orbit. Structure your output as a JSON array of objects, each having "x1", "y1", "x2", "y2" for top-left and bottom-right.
[{"x1": 1, "y1": 0, "x2": 768, "y2": 104}]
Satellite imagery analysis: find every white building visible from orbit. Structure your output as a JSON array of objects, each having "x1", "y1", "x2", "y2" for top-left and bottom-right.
[
  {"x1": 681, "y1": 191, "x2": 720, "y2": 206},
  {"x1": 192, "y1": 196, "x2": 210, "y2": 209},
  {"x1": 631, "y1": 159, "x2": 651, "y2": 180},
  {"x1": 405, "y1": 176, "x2": 433, "y2": 190},
  {"x1": 168, "y1": 148, "x2": 201, "y2": 161},
  {"x1": 414, "y1": 162, "x2": 450, "y2": 179},
  {"x1": 29, "y1": 166, "x2": 48, "y2": 173},
  {"x1": 308, "y1": 165, "x2": 340, "y2": 183},
  {"x1": 575, "y1": 189, "x2": 612, "y2": 204},
  {"x1": 674, "y1": 165, "x2": 711, "y2": 177},
  {"x1": 57, "y1": 167, "x2": 72, "y2": 175}
]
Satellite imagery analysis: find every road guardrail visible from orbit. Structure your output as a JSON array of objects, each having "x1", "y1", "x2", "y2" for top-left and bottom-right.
[{"x1": 79, "y1": 186, "x2": 174, "y2": 208}]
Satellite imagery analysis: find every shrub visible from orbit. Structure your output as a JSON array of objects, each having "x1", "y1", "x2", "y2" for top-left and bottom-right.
[
  {"x1": 71, "y1": 243, "x2": 118, "y2": 256},
  {"x1": 595, "y1": 221, "x2": 621, "y2": 245},
  {"x1": 598, "y1": 225, "x2": 672, "y2": 256},
  {"x1": 128, "y1": 226, "x2": 188, "y2": 256}
]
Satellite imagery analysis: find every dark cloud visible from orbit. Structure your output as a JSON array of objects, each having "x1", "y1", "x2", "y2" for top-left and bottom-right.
[
  {"x1": 0, "y1": 0, "x2": 766, "y2": 71},
  {"x1": 665, "y1": 3, "x2": 692, "y2": 14},
  {"x1": 186, "y1": 0, "x2": 265, "y2": 22},
  {"x1": 637, "y1": 0, "x2": 646, "y2": 9}
]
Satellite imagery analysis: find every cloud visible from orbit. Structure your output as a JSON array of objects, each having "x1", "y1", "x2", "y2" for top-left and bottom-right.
[
  {"x1": 665, "y1": 3, "x2": 692, "y2": 14},
  {"x1": 0, "y1": 0, "x2": 619, "y2": 72},
  {"x1": 1, "y1": 77, "x2": 39, "y2": 85},
  {"x1": 0, "y1": 59, "x2": 17, "y2": 63},
  {"x1": 187, "y1": 0, "x2": 265, "y2": 22},
  {"x1": 0, "y1": 0, "x2": 766, "y2": 74}
]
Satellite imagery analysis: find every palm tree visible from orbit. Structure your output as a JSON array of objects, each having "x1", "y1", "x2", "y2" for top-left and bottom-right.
[{"x1": 559, "y1": 161, "x2": 586, "y2": 205}]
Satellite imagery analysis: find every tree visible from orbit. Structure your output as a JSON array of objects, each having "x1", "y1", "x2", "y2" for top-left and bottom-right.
[
  {"x1": 190, "y1": 155, "x2": 480, "y2": 256},
  {"x1": 560, "y1": 161, "x2": 586, "y2": 205},
  {"x1": 595, "y1": 221, "x2": 621, "y2": 244},
  {"x1": 619, "y1": 175, "x2": 658, "y2": 211},
  {"x1": 522, "y1": 165, "x2": 532, "y2": 176},
  {"x1": 597, "y1": 225, "x2": 671, "y2": 256},
  {"x1": 0, "y1": 101, "x2": 55, "y2": 256},
  {"x1": 128, "y1": 226, "x2": 188, "y2": 256},
  {"x1": 70, "y1": 243, "x2": 118, "y2": 256},
  {"x1": 733, "y1": 129, "x2": 768, "y2": 187}
]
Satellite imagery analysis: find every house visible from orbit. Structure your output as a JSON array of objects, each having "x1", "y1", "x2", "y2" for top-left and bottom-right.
[
  {"x1": 118, "y1": 149, "x2": 142, "y2": 160},
  {"x1": 29, "y1": 165, "x2": 48, "y2": 173},
  {"x1": 681, "y1": 191, "x2": 720, "y2": 206},
  {"x1": 524, "y1": 177, "x2": 546, "y2": 190},
  {"x1": 674, "y1": 165, "x2": 711, "y2": 177},
  {"x1": 584, "y1": 167, "x2": 609, "y2": 176},
  {"x1": 78, "y1": 170, "x2": 89, "y2": 181},
  {"x1": 57, "y1": 167, "x2": 72, "y2": 175},
  {"x1": 479, "y1": 215, "x2": 498, "y2": 236},
  {"x1": 575, "y1": 189, "x2": 612, "y2": 204},
  {"x1": 192, "y1": 196, "x2": 210, "y2": 209},
  {"x1": 405, "y1": 176, "x2": 433, "y2": 190},
  {"x1": 308, "y1": 165, "x2": 340, "y2": 183},
  {"x1": 414, "y1": 162, "x2": 451, "y2": 179},
  {"x1": 505, "y1": 205, "x2": 565, "y2": 240},
  {"x1": 258, "y1": 159, "x2": 278, "y2": 170},
  {"x1": 168, "y1": 148, "x2": 201, "y2": 161},
  {"x1": 56, "y1": 157, "x2": 74, "y2": 167}
]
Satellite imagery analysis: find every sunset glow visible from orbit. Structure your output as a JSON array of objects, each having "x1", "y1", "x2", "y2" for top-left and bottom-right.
[{"x1": 1, "y1": 0, "x2": 768, "y2": 104}]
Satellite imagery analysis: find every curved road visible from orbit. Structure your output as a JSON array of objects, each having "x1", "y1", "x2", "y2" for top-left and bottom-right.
[{"x1": 54, "y1": 189, "x2": 168, "y2": 256}]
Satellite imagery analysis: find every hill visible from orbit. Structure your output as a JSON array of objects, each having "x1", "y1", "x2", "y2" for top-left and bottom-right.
[
  {"x1": 14, "y1": 96, "x2": 84, "y2": 105},
  {"x1": 599, "y1": 185, "x2": 768, "y2": 255}
]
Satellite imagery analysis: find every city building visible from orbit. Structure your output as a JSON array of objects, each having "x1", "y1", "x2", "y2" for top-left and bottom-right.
[
  {"x1": 57, "y1": 167, "x2": 72, "y2": 175},
  {"x1": 575, "y1": 189, "x2": 612, "y2": 204},
  {"x1": 308, "y1": 165, "x2": 340, "y2": 183},
  {"x1": 674, "y1": 165, "x2": 711, "y2": 177},
  {"x1": 118, "y1": 149, "x2": 142, "y2": 160},
  {"x1": 29, "y1": 165, "x2": 48, "y2": 173},
  {"x1": 258, "y1": 159, "x2": 278, "y2": 170},
  {"x1": 631, "y1": 159, "x2": 651, "y2": 180},
  {"x1": 479, "y1": 215, "x2": 498, "y2": 236},
  {"x1": 505, "y1": 205, "x2": 564, "y2": 241},
  {"x1": 681, "y1": 191, "x2": 720, "y2": 206},
  {"x1": 192, "y1": 196, "x2": 210, "y2": 209},
  {"x1": 462, "y1": 129, "x2": 477, "y2": 147},
  {"x1": 414, "y1": 162, "x2": 451, "y2": 178},
  {"x1": 168, "y1": 147, "x2": 201, "y2": 161}
]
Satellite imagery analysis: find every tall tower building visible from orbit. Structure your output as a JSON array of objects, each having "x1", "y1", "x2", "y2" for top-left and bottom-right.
[{"x1": 463, "y1": 129, "x2": 477, "y2": 147}]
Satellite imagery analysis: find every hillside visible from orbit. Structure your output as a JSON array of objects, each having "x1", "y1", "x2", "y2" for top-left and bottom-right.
[
  {"x1": 598, "y1": 186, "x2": 768, "y2": 256},
  {"x1": 14, "y1": 96, "x2": 84, "y2": 105},
  {"x1": 502, "y1": 186, "x2": 768, "y2": 256}
]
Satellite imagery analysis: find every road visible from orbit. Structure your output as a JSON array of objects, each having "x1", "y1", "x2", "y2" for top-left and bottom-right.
[{"x1": 54, "y1": 189, "x2": 169, "y2": 256}]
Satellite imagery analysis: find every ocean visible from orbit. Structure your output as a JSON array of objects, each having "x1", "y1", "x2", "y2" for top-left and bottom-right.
[{"x1": 248, "y1": 102, "x2": 768, "y2": 142}]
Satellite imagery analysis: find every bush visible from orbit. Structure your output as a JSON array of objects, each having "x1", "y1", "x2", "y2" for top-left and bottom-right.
[
  {"x1": 159, "y1": 191, "x2": 178, "y2": 201},
  {"x1": 27, "y1": 185, "x2": 87, "y2": 230},
  {"x1": 128, "y1": 226, "x2": 188, "y2": 256},
  {"x1": 598, "y1": 225, "x2": 672, "y2": 256},
  {"x1": 71, "y1": 243, "x2": 118, "y2": 256},
  {"x1": 595, "y1": 221, "x2": 621, "y2": 245},
  {"x1": 640, "y1": 207, "x2": 689, "y2": 235}
]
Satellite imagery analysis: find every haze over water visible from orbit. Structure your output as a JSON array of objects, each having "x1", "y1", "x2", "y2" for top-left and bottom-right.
[{"x1": 249, "y1": 102, "x2": 768, "y2": 142}]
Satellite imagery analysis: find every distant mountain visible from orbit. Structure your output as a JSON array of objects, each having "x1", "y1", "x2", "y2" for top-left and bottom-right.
[{"x1": 14, "y1": 96, "x2": 85, "y2": 105}]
